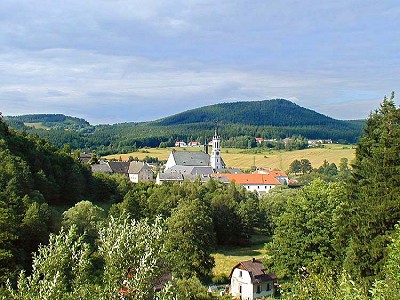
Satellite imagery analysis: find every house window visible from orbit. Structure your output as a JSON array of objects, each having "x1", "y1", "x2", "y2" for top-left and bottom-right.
[
  {"x1": 257, "y1": 285, "x2": 261, "y2": 293},
  {"x1": 239, "y1": 270, "x2": 242, "y2": 277},
  {"x1": 266, "y1": 283, "x2": 271, "y2": 291},
  {"x1": 239, "y1": 285, "x2": 242, "y2": 294}
]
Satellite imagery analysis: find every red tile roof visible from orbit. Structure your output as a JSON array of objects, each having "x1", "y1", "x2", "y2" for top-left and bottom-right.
[{"x1": 213, "y1": 173, "x2": 281, "y2": 185}]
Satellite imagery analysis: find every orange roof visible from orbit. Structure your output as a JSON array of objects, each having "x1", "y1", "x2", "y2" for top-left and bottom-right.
[
  {"x1": 214, "y1": 173, "x2": 281, "y2": 185},
  {"x1": 269, "y1": 170, "x2": 288, "y2": 177}
]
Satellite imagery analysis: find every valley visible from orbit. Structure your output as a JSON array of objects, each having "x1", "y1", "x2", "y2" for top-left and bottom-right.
[{"x1": 103, "y1": 143, "x2": 355, "y2": 171}]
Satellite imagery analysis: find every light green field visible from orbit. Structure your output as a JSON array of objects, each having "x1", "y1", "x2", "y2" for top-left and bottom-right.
[
  {"x1": 104, "y1": 144, "x2": 355, "y2": 171},
  {"x1": 25, "y1": 122, "x2": 50, "y2": 130},
  {"x1": 212, "y1": 243, "x2": 268, "y2": 277}
]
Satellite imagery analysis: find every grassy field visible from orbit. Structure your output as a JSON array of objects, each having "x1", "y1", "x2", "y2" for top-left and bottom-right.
[
  {"x1": 24, "y1": 122, "x2": 50, "y2": 130},
  {"x1": 212, "y1": 234, "x2": 269, "y2": 277},
  {"x1": 104, "y1": 144, "x2": 355, "y2": 171}
]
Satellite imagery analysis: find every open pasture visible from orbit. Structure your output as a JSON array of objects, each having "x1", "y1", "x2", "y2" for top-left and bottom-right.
[{"x1": 103, "y1": 144, "x2": 355, "y2": 171}]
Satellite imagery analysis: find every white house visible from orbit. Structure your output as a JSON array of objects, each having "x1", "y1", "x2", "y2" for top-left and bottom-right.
[
  {"x1": 230, "y1": 258, "x2": 277, "y2": 300},
  {"x1": 212, "y1": 173, "x2": 282, "y2": 195},
  {"x1": 128, "y1": 161, "x2": 154, "y2": 183}
]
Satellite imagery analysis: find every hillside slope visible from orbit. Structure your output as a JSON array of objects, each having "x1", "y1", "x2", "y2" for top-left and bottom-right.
[
  {"x1": 153, "y1": 99, "x2": 354, "y2": 128},
  {"x1": 5, "y1": 99, "x2": 365, "y2": 153}
]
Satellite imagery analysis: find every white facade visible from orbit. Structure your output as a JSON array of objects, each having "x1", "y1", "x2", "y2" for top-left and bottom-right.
[
  {"x1": 230, "y1": 268, "x2": 275, "y2": 300},
  {"x1": 243, "y1": 184, "x2": 277, "y2": 194},
  {"x1": 165, "y1": 152, "x2": 176, "y2": 170},
  {"x1": 210, "y1": 128, "x2": 223, "y2": 170}
]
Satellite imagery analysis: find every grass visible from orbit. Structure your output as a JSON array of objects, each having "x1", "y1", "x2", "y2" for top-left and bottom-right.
[
  {"x1": 103, "y1": 144, "x2": 355, "y2": 171},
  {"x1": 212, "y1": 233, "x2": 270, "y2": 277},
  {"x1": 25, "y1": 122, "x2": 50, "y2": 130}
]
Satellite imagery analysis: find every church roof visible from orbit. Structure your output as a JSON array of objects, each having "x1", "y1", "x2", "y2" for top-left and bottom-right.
[
  {"x1": 166, "y1": 165, "x2": 214, "y2": 175},
  {"x1": 171, "y1": 151, "x2": 210, "y2": 167}
]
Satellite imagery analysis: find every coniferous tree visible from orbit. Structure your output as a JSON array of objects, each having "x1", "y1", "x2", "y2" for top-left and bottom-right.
[{"x1": 336, "y1": 92, "x2": 400, "y2": 282}]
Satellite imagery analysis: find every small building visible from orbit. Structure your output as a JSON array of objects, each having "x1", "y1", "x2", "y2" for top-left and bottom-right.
[
  {"x1": 255, "y1": 137, "x2": 265, "y2": 144},
  {"x1": 212, "y1": 173, "x2": 281, "y2": 195},
  {"x1": 230, "y1": 258, "x2": 277, "y2": 300},
  {"x1": 174, "y1": 141, "x2": 187, "y2": 147},
  {"x1": 128, "y1": 161, "x2": 154, "y2": 183},
  {"x1": 253, "y1": 169, "x2": 289, "y2": 185}
]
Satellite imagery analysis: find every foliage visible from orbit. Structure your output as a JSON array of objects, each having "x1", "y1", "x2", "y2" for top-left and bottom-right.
[
  {"x1": 99, "y1": 216, "x2": 166, "y2": 300},
  {"x1": 62, "y1": 200, "x2": 105, "y2": 244},
  {"x1": 265, "y1": 179, "x2": 346, "y2": 279},
  {"x1": 335, "y1": 93, "x2": 400, "y2": 283},
  {"x1": 5, "y1": 99, "x2": 364, "y2": 155},
  {"x1": 166, "y1": 198, "x2": 215, "y2": 282},
  {"x1": 6, "y1": 226, "x2": 92, "y2": 300},
  {"x1": 6, "y1": 216, "x2": 167, "y2": 300}
]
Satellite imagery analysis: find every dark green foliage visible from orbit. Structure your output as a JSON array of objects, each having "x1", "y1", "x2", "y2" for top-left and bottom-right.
[
  {"x1": 265, "y1": 179, "x2": 346, "y2": 279},
  {"x1": 5, "y1": 99, "x2": 364, "y2": 155},
  {"x1": 336, "y1": 93, "x2": 400, "y2": 283},
  {"x1": 166, "y1": 198, "x2": 215, "y2": 282}
]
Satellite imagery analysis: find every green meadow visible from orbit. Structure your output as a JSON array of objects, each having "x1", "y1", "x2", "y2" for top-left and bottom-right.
[{"x1": 104, "y1": 144, "x2": 355, "y2": 171}]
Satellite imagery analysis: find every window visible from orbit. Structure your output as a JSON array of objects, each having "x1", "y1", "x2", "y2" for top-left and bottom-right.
[
  {"x1": 266, "y1": 283, "x2": 271, "y2": 291},
  {"x1": 239, "y1": 270, "x2": 242, "y2": 277},
  {"x1": 239, "y1": 285, "x2": 242, "y2": 294},
  {"x1": 257, "y1": 285, "x2": 261, "y2": 293}
]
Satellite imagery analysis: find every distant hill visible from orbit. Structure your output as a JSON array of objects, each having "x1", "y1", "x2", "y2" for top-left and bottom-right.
[
  {"x1": 5, "y1": 100, "x2": 366, "y2": 154},
  {"x1": 5, "y1": 114, "x2": 92, "y2": 131},
  {"x1": 154, "y1": 99, "x2": 354, "y2": 128}
]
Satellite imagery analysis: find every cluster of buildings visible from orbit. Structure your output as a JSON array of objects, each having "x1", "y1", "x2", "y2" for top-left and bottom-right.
[{"x1": 88, "y1": 129, "x2": 289, "y2": 195}]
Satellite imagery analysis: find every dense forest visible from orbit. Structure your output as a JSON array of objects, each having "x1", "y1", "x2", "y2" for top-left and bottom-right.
[
  {"x1": 5, "y1": 99, "x2": 364, "y2": 155},
  {"x1": 1, "y1": 94, "x2": 399, "y2": 299}
]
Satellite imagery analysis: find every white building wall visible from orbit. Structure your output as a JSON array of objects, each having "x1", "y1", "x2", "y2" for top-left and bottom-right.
[
  {"x1": 129, "y1": 173, "x2": 139, "y2": 183},
  {"x1": 165, "y1": 152, "x2": 176, "y2": 170},
  {"x1": 243, "y1": 184, "x2": 277, "y2": 194},
  {"x1": 230, "y1": 268, "x2": 254, "y2": 300}
]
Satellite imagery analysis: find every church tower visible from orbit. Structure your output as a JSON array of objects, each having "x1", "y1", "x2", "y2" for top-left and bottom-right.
[{"x1": 210, "y1": 127, "x2": 223, "y2": 170}]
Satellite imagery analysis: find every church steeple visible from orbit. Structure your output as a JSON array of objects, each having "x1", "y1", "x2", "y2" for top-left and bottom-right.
[{"x1": 210, "y1": 127, "x2": 223, "y2": 170}]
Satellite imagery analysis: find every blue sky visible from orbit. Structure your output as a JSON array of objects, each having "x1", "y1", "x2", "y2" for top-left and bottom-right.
[{"x1": 1, "y1": 0, "x2": 399, "y2": 124}]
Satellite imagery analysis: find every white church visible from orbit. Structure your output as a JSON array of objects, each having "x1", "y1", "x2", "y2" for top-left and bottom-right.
[{"x1": 156, "y1": 128, "x2": 231, "y2": 184}]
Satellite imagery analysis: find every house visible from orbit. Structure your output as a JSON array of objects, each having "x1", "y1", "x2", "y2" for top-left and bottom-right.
[
  {"x1": 253, "y1": 169, "x2": 289, "y2": 185},
  {"x1": 255, "y1": 137, "x2": 264, "y2": 144},
  {"x1": 91, "y1": 161, "x2": 154, "y2": 183},
  {"x1": 230, "y1": 258, "x2": 277, "y2": 300},
  {"x1": 128, "y1": 161, "x2": 154, "y2": 183},
  {"x1": 174, "y1": 141, "x2": 187, "y2": 147},
  {"x1": 108, "y1": 161, "x2": 130, "y2": 176},
  {"x1": 188, "y1": 141, "x2": 201, "y2": 147},
  {"x1": 212, "y1": 173, "x2": 281, "y2": 195},
  {"x1": 79, "y1": 152, "x2": 92, "y2": 164},
  {"x1": 91, "y1": 161, "x2": 113, "y2": 174}
]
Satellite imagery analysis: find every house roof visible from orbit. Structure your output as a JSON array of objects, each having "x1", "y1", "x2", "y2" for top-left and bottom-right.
[
  {"x1": 269, "y1": 170, "x2": 288, "y2": 177},
  {"x1": 171, "y1": 151, "x2": 210, "y2": 166},
  {"x1": 213, "y1": 173, "x2": 281, "y2": 185},
  {"x1": 108, "y1": 161, "x2": 130, "y2": 174},
  {"x1": 166, "y1": 165, "x2": 214, "y2": 175},
  {"x1": 128, "y1": 161, "x2": 153, "y2": 174},
  {"x1": 158, "y1": 172, "x2": 184, "y2": 181},
  {"x1": 91, "y1": 161, "x2": 113, "y2": 173},
  {"x1": 230, "y1": 258, "x2": 277, "y2": 284}
]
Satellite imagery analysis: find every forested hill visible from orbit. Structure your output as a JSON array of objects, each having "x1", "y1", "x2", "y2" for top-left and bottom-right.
[
  {"x1": 5, "y1": 114, "x2": 91, "y2": 131},
  {"x1": 4, "y1": 99, "x2": 365, "y2": 154},
  {"x1": 153, "y1": 99, "x2": 351, "y2": 127}
]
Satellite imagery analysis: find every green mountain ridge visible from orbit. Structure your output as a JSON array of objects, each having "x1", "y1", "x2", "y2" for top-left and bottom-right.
[
  {"x1": 153, "y1": 99, "x2": 354, "y2": 128},
  {"x1": 5, "y1": 99, "x2": 366, "y2": 153}
]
